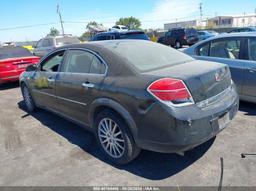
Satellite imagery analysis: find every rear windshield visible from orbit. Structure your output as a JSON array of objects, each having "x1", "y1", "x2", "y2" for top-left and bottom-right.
[
  {"x1": 103, "y1": 41, "x2": 194, "y2": 72},
  {"x1": 56, "y1": 36, "x2": 80, "y2": 46},
  {"x1": 120, "y1": 32, "x2": 149, "y2": 40},
  {"x1": 0, "y1": 47, "x2": 33, "y2": 60}
]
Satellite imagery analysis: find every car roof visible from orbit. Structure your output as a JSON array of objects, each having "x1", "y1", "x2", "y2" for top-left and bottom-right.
[
  {"x1": 96, "y1": 30, "x2": 145, "y2": 35},
  {"x1": 185, "y1": 32, "x2": 256, "y2": 53},
  {"x1": 53, "y1": 40, "x2": 153, "y2": 76},
  {"x1": 42, "y1": 35, "x2": 76, "y2": 39},
  {"x1": 198, "y1": 32, "x2": 256, "y2": 42},
  {"x1": 59, "y1": 39, "x2": 148, "y2": 49}
]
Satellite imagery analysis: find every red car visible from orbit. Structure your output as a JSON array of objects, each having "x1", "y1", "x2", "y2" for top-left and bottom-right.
[{"x1": 0, "y1": 47, "x2": 40, "y2": 84}]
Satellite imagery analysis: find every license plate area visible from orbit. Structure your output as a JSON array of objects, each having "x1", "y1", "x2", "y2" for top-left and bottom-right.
[
  {"x1": 218, "y1": 112, "x2": 230, "y2": 130},
  {"x1": 18, "y1": 64, "x2": 29, "y2": 68}
]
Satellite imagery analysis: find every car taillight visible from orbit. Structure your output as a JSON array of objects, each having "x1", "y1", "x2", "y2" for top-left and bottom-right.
[{"x1": 147, "y1": 78, "x2": 194, "y2": 107}]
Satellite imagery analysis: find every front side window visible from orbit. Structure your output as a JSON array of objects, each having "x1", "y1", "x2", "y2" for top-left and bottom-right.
[
  {"x1": 61, "y1": 49, "x2": 106, "y2": 74},
  {"x1": 41, "y1": 51, "x2": 65, "y2": 72},
  {"x1": 198, "y1": 43, "x2": 210, "y2": 56},
  {"x1": 249, "y1": 38, "x2": 256, "y2": 61},
  {"x1": 210, "y1": 39, "x2": 241, "y2": 59}
]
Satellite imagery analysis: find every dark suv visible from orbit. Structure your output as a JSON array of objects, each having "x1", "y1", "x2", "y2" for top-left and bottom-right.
[
  {"x1": 91, "y1": 30, "x2": 149, "y2": 41},
  {"x1": 158, "y1": 28, "x2": 199, "y2": 48}
]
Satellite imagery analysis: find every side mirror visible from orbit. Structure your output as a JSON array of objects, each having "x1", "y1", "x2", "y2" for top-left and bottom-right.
[{"x1": 26, "y1": 65, "x2": 37, "y2": 72}]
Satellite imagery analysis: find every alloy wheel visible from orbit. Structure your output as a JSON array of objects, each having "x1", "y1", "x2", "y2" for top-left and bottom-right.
[{"x1": 98, "y1": 118, "x2": 125, "y2": 158}]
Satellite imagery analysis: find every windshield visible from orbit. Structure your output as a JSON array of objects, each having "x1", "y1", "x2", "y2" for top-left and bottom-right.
[
  {"x1": 104, "y1": 41, "x2": 194, "y2": 72},
  {"x1": 0, "y1": 47, "x2": 33, "y2": 60},
  {"x1": 56, "y1": 36, "x2": 80, "y2": 46}
]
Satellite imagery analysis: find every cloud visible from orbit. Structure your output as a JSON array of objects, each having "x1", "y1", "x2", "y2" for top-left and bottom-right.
[{"x1": 141, "y1": 0, "x2": 200, "y2": 29}]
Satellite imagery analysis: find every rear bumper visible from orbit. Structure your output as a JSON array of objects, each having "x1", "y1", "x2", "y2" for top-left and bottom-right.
[
  {"x1": 0, "y1": 70, "x2": 24, "y2": 84},
  {"x1": 135, "y1": 84, "x2": 239, "y2": 153}
]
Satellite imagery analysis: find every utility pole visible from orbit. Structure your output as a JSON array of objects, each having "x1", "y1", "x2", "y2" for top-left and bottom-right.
[
  {"x1": 57, "y1": 4, "x2": 65, "y2": 35},
  {"x1": 199, "y1": 2, "x2": 203, "y2": 27}
]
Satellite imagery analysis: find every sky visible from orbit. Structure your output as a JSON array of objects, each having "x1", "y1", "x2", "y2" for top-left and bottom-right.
[{"x1": 0, "y1": 0, "x2": 255, "y2": 42}]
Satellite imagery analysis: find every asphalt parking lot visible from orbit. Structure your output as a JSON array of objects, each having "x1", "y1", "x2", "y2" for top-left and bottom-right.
[{"x1": 0, "y1": 82, "x2": 256, "y2": 187}]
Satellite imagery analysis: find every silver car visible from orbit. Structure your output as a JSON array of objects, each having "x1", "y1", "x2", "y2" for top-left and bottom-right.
[
  {"x1": 33, "y1": 35, "x2": 80, "y2": 57},
  {"x1": 184, "y1": 32, "x2": 256, "y2": 103}
]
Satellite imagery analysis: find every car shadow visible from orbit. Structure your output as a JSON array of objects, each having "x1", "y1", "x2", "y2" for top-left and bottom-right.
[
  {"x1": 0, "y1": 82, "x2": 19, "y2": 90},
  {"x1": 239, "y1": 101, "x2": 256, "y2": 116},
  {"x1": 18, "y1": 101, "x2": 215, "y2": 180}
]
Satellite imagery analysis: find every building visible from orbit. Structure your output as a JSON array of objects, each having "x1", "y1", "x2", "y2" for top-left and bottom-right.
[
  {"x1": 208, "y1": 14, "x2": 256, "y2": 28},
  {"x1": 164, "y1": 13, "x2": 256, "y2": 30},
  {"x1": 164, "y1": 20, "x2": 197, "y2": 30}
]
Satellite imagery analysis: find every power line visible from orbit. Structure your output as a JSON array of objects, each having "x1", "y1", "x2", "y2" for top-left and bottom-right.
[
  {"x1": 0, "y1": 15, "x2": 214, "y2": 32},
  {"x1": 0, "y1": 23, "x2": 58, "y2": 31}
]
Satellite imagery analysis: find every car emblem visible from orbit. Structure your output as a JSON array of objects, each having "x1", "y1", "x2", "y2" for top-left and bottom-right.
[{"x1": 215, "y1": 73, "x2": 221, "y2": 82}]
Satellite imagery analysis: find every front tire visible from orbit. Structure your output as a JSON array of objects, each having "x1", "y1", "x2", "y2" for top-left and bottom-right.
[
  {"x1": 21, "y1": 84, "x2": 36, "y2": 112},
  {"x1": 94, "y1": 109, "x2": 141, "y2": 165}
]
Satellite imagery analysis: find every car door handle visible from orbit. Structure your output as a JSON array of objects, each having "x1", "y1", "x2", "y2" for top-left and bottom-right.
[
  {"x1": 82, "y1": 82, "x2": 95, "y2": 88},
  {"x1": 47, "y1": 77, "x2": 55, "y2": 82}
]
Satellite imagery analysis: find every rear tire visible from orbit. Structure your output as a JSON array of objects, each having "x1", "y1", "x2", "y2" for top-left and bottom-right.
[
  {"x1": 94, "y1": 109, "x2": 141, "y2": 165},
  {"x1": 21, "y1": 84, "x2": 36, "y2": 112}
]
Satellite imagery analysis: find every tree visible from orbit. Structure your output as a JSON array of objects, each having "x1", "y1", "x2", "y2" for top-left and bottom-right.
[
  {"x1": 86, "y1": 21, "x2": 102, "y2": 30},
  {"x1": 48, "y1": 27, "x2": 60, "y2": 37},
  {"x1": 79, "y1": 21, "x2": 104, "y2": 42},
  {"x1": 115, "y1": 17, "x2": 141, "y2": 30},
  {"x1": 79, "y1": 32, "x2": 91, "y2": 42}
]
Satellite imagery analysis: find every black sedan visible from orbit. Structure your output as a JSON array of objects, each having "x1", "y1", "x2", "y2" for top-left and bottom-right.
[{"x1": 20, "y1": 40, "x2": 239, "y2": 165}]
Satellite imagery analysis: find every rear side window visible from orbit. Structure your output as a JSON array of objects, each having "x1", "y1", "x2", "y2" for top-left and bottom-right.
[
  {"x1": 249, "y1": 38, "x2": 256, "y2": 61},
  {"x1": 62, "y1": 49, "x2": 106, "y2": 74},
  {"x1": 0, "y1": 47, "x2": 33, "y2": 60},
  {"x1": 90, "y1": 56, "x2": 106, "y2": 74},
  {"x1": 210, "y1": 39, "x2": 241, "y2": 59}
]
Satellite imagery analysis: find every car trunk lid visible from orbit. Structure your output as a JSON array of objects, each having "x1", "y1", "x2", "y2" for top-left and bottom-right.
[
  {"x1": 144, "y1": 60, "x2": 231, "y2": 103},
  {"x1": 0, "y1": 56, "x2": 40, "y2": 71}
]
